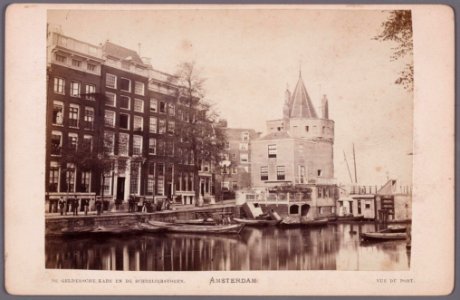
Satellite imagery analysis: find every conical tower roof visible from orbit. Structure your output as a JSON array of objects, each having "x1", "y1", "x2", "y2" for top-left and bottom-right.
[{"x1": 289, "y1": 72, "x2": 318, "y2": 118}]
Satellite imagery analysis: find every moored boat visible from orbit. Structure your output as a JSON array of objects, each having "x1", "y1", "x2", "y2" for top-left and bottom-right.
[
  {"x1": 360, "y1": 231, "x2": 407, "y2": 241},
  {"x1": 173, "y1": 218, "x2": 216, "y2": 225},
  {"x1": 337, "y1": 215, "x2": 365, "y2": 222},
  {"x1": 148, "y1": 220, "x2": 245, "y2": 234},
  {"x1": 302, "y1": 218, "x2": 329, "y2": 226},
  {"x1": 233, "y1": 217, "x2": 280, "y2": 226}
]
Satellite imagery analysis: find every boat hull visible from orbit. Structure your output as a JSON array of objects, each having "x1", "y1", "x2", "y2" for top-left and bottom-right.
[
  {"x1": 233, "y1": 218, "x2": 280, "y2": 226},
  {"x1": 360, "y1": 232, "x2": 407, "y2": 241},
  {"x1": 148, "y1": 220, "x2": 245, "y2": 234}
]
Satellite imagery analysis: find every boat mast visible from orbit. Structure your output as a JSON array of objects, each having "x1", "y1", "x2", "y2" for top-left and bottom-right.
[
  {"x1": 343, "y1": 150, "x2": 354, "y2": 183},
  {"x1": 352, "y1": 143, "x2": 358, "y2": 183}
]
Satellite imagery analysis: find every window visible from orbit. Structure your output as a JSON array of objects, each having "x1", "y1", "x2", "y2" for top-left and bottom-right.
[
  {"x1": 317, "y1": 169, "x2": 322, "y2": 177},
  {"x1": 240, "y1": 153, "x2": 249, "y2": 163},
  {"x1": 119, "y1": 95, "x2": 130, "y2": 110},
  {"x1": 149, "y1": 117, "x2": 157, "y2": 133},
  {"x1": 50, "y1": 131, "x2": 62, "y2": 155},
  {"x1": 68, "y1": 133, "x2": 78, "y2": 151},
  {"x1": 130, "y1": 162, "x2": 140, "y2": 194},
  {"x1": 80, "y1": 171, "x2": 91, "y2": 192},
  {"x1": 168, "y1": 103, "x2": 175, "y2": 116},
  {"x1": 148, "y1": 138, "x2": 156, "y2": 155},
  {"x1": 260, "y1": 166, "x2": 268, "y2": 181},
  {"x1": 52, "y1": 101, "x2": 64, "y2": 125},
  {"x1": 105, "y1": 92, "x2": 116, "y2": 107},
  {"x1": 104, "y1": 132, "x2": 114, "y2": 154},
  {"x1": 65, "y1": 163, "x2": 76, "y2": 192},
  {"x1": 239, "y1": 143, "x2": 248, "y2": 151},
  {"x1": 305, "y1": 126, "x2": 310, "y2": 132},
  {"x1": 119, "y1": 113, "x2": 129, "y2": 130},
  {"x1": 55, "y1": 54, "x2": 66, "y2": 63},
  {"x1": 49, "y1": 162, "x2": 60, "y2": 192},
  {"x1": 68, "y1": 105, "x2": 79, "y2": 127},
  {"x1": 158, "y1": 119, "x2": 166, "y2": 134},
  {"x1": 120, "y1": 78, "x2": 131, "y2": 92},
  {"x1": 106, "y1": 73, "x2": 117, "y2": 89},
  {"x1": 167, "y1": 121, "x2": 175, "y2": 134},
  {"x1": 268, "y1": 144, "x2": 277, "y2": 158},
  {"x1": 134, "y1": 81, "x2": 145, "y2": 95},
  {"x1": 103, "y1": 175, "x2": 112, "y2": 195},
  {"x1": 277, "y1": 166, "x2": 286, "y2": 180},
  {"x1": 87, "y1": 63, "x2": 96, "y2": 72},
  {"x1": 147, "y1": 162, "x2": 155, "y2": 195},
  {"x1": 83, "y1": 107, "x2": 94, "y2": 130},
  {"x1": 134, "y1": 116, "x2": 143, "y2": 131},
  {"x1": 150, "y1": 98, "x2": 157, "y2": 112},
  {"x1": 365, "y1": 203, "x2": 371, "y2": 209},
  {"x1": 71, "y1": 59, "x2": 82, "y2": 68},
  {"x1": 70, "y1": 82, "x2": 81, "y2": 97},
  {"x1": 134, "y1": 99, "x2": 144, "y2": 113},
  {"x1": 118, "y1": 133, "x2": 129, "y2": 156},
  {"x1": 133, "y1": 135, "x2": 142, "y2": 155},
  {"x1": 53, "y1": 77, "x2": 65, "y2": 94},
  {"x1": 85, "y1": 84, "x2": 96, "y2": 100},
  {"x1": 104, "y1": 110, "x2": 115, "y2": 127},
  {"x1": 241, "y1": 131, "x2": 250, "y2": 141},
  {"x1": 157, "y1": 140, "x2": 165, "y2": 156},
  {"x1": 159, "y1": 101, "x2": 166, "y2": 113},
  {"x1": 298, "y1": 165, "x2": 306, "y2": 184},
  {"x1": 82, "y1": 135, "x2": 93, "y2": 152}
]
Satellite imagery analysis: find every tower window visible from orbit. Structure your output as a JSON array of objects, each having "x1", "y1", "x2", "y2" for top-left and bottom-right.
[
  {"x1": 305, "y1": 126, "x2": 309, "y2": 132},
  {"x1": 317, "y1": 169, "x2": 322, "y2": 177},
  {"x1": 268, "y1": 144, "x2": 277, "y2": 158}
]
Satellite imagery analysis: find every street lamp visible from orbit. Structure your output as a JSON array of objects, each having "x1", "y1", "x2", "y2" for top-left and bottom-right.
[{"x1": 219, "y1": 159, "x2": 231, "y2": 203}]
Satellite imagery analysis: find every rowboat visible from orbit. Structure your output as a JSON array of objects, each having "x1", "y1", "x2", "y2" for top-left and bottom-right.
[
  {"x1": 233, "y1": 217, "x2": 280, "y2": 226},
  {"x1": 173, "y1": 218, "x2": 216, "y2": 225},
  {"x1": 90, "y1": 224, "x2": 144, "y2": 236},
  {"x1": 148, "y1": 220, "x2": 245, "y2": 234},
  {"x1": 302, "y1": 218, "x2": 329, "y2": 226},
  {"x1": 138, "y1": 222, "x2": 166, "y2": 233},
  {"x1": 385, "y1": 225, "x2": 407, "y2": 233},
  {"x1": 360, "y1": 231, "x2": 407, "y2": 241}
]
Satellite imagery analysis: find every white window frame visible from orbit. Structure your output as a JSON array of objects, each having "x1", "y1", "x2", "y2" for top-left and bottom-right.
[
  {"x1": 120, "y1": 77, "x2": 131, "y2": 92},
  {"x1": 104, "y1": 131, "x2": 115, "y2": 155},
  {"x1": 83, "y1": 134, "x2": 93, "y2": 152},
  {"x1": 52, "y1": 101, "x2": 64, "y2": 126},
  {"x1": 133, "y1": 135, "x2": 143, "y2": 156},
  {"x1": 106, "y1": 73, "x2": 117, "y2": 89},
  {"x1": 148, "y1": 138, "x2": 156, "y2": 155},
  {"x1": 150, "y1": 98, "x2": 158, "y2": 112},
  {"x1": 119, "y1": 113, "x2": 130, "y2": 130},
  {"x1": 104, "y1": 110, "x2": 116, "y2": 127},
  {"x1": 50, "y1": 131, "x2": 62, "y2": 156},
  {"x1": 68, "y1": 133, "x2": 78, "y2": 151},
  {"x1": 85, "y1": 84, "x2": 96, "y2": 100},
  {"x1": 119, "y1": 95, "x2": 131, "y2": 110},
  {"x1": 53, "y1": 77, "x2": 65, "y2": 95},
  {"x1": 134, "y1": 99, "x2": 144, "y2": 113},
  {"x1": 118, "y1": 133, "x2": 129, "y2": 156},
  {"x1": 68, "y1": 104, "x2": 80, "y2": 128},
  {"x1": 149, "y1": 117, "x2": 157, "y2": 133},
  {"x1": 70, "y1": 81, "x2": 81, "y2": 97},
  {"x1": 240, "y1": 153, "x2": 249, "y2": 163},
  {"x1": 49, "y1": 161, "x2": 61, "y2": 192},
  {"x1": 133, "y1": 116, "x2": 143, "y2": 131},
  {"x1": 105, "y1": 92, "x2": 116, "y2": 107},
  {"x1": 134, "y1": 81, "x2": 145, "y2": 96}
]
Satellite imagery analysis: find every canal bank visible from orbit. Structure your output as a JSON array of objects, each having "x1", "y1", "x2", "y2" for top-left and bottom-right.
[{"x1": 46, "y1": 202, "x2": 239, "y2": 236}]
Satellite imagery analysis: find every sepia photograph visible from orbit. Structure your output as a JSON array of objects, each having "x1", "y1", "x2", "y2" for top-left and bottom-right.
[
  {"x1": 4, "y1": 4, "x2": 454, "y2": 296},
  {"x1": 44, "y1": 8, "x2": 413, "y2": 271}
]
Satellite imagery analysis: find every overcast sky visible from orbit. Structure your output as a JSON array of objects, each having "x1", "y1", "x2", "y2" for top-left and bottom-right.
[{"x1": 48, "y1": 8, "x2": 413, "y2": 187}]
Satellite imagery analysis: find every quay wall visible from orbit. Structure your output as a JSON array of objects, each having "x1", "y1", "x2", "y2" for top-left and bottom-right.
[{"x1": 46, "y1": 205, "x2": 238, "y2": 236}]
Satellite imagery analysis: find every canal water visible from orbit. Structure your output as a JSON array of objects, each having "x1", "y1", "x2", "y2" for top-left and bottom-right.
[{"x1": 46, "y1": 223, "x2": 410, "y2": 271}]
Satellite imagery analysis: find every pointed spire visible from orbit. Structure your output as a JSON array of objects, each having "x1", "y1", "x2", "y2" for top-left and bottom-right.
[{"x1": 289, "y1": 72, "x2": 317, "y2": 118}]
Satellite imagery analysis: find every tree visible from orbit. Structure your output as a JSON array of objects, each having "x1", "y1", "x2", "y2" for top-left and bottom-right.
[
  {"x1": 374, "y1": 10, "x2": 413, "y2": 91},
  {"x1": 170, "y1": 61, "x2": 227, "y2": 205}
]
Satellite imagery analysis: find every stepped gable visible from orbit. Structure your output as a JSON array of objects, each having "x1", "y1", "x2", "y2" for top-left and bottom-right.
[
  {"x1": 102, "y1": 41, "x2": 144, "y2": 65},
  {"x1": 289, "y1": 71, "x2": 318, "y2": 118}
]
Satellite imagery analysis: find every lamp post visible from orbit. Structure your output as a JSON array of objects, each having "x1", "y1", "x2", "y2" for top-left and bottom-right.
[{"x1": 219, "y1": 159, "x2": 231, "y2": 203}]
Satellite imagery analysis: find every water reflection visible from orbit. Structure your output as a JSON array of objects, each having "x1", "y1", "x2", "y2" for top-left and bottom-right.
[{"x1": 46, "y1": 223, "x2": 410, "y2": 271}]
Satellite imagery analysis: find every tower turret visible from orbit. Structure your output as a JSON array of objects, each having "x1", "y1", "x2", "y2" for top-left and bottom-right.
[{"x1": 321, "y1": 94, "x2": 329, "y2": 119}]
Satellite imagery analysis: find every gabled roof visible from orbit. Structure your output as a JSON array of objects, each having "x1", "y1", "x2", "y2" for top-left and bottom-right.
[
  {"x1": 289, "y1": 72, "x2": 318, "y2": 118},
  {"x1": 102, "y1": 41, "x2": 144, "y2": 65},
  {"x1": 258, "y1": 131, "x2": 291, "y2": 141}
]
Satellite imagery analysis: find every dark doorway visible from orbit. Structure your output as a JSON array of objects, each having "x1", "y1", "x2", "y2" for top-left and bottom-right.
[
  {"x1": 166, "y1": 183, "x2": 172, "y2": 198},
  {"x1": 289, "y1": 205, "x2": 299, "y2": 215},
  {"x1": 349, "y1": 201, "x2": 354, "y2": 214},
  {"x1": 301, "y1": 204, "x2": 310, "y2": 216},
  {"x1": 117, "y1": 177, "x2": 125, "y2": 201}
]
